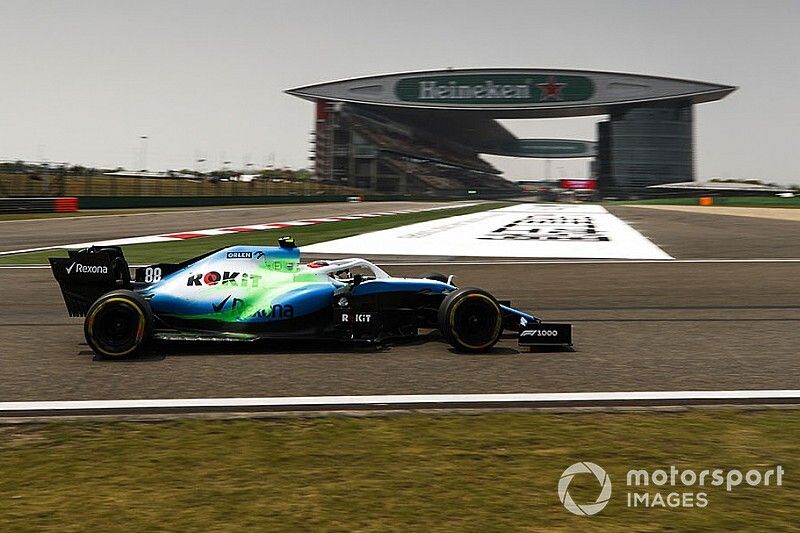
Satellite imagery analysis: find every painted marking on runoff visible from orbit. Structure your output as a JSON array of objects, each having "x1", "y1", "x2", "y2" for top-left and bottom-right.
[
  {"x1": 306, "y1": 204, "x2": 673, "y2": 260},
  {"x1": 1, "y1": 390, "x2": 798, "y2": 415},
  {"x1": 0, "y1": 203, "x2": 478, "y2": 256},
  {"x1": 4, "y1": 258, "x2": 800, "y2": 269}
]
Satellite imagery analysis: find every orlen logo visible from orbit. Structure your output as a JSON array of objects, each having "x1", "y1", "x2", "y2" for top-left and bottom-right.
[
  {"x1": 187, "y1": 271, "x2": 262, "y2": 287},
  {"x1": 226, "y1": 251, "x2": 252, "y2": 259},
  {"x1": 66, "y1": 262, "x2": 108, "y2": 275}
]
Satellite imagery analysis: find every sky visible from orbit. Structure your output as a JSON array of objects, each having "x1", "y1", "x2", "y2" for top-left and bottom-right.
[{"x1": 1, "y1": 0, "x2": 798, "y2": 184}]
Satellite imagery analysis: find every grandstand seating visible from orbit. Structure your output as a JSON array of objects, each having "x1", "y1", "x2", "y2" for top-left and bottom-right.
[{"x1": 338, "y1": 106, "x2": 520, "y2": 195}]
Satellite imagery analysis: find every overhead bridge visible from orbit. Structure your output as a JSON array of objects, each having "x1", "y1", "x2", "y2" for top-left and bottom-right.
[{"x1": 287, "y1": 68, "x2": 735, "y2": 197}]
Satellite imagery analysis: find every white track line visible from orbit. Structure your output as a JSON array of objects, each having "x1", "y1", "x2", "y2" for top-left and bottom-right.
[
  {"x1": 373, "y1": 258, "x2": 800, "y2": 265},
  {"x1": 1, "y1": 390, "x2": 799, "y2": 413},
  {"x1": 3, "y1": 258, "x2": 800, "y2": 269},
  {"x1": 0, "y1": 245, "x2": 65, "y2": 256}
]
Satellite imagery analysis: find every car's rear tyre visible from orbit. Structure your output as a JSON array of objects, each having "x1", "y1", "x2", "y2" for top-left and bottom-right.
[
  {"x1": 84, "y1": 290, "x2": 152, "y2": 358},
  {"x1": 438, "y1": 288, "x2": 503, "y2": 353}
]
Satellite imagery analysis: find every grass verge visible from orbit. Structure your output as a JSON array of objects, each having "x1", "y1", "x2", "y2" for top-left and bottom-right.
[
  {"x1": 0, "y1": 203, "x2": 504, "y2": 265},
  {"x1": 609, "y1": 196, "x2": 800, "y2": 208},
  {"x1": 1, "y1": 409, "x2": 798, "y2": 531}
]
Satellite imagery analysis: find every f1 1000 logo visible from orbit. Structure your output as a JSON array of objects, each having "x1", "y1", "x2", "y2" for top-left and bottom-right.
[
  {"x1": 520, "y1": 329, "x2": 560, "y2": 337},
  {"x1": 187, "y1": 271, "x2": 262, "y2": 287}
]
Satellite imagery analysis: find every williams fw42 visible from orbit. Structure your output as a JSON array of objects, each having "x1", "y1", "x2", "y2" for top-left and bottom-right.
[{"x1": 48, "y1": 238, "x2": 572, "y2": 358}]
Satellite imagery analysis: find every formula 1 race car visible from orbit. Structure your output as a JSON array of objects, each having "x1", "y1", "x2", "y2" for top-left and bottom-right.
[{"x1": 49, "y1": 237, "x2": 572, "y2": 358}]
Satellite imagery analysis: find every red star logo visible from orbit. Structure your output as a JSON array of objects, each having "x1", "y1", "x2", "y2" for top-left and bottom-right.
[{"x1": 537, "y1": 76, "x2": 567, "y2": 101}]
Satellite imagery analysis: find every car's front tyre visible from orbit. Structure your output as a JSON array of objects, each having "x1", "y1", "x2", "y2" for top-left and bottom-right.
[
  {"x1": 438, "y1": 288, "x2": 503, "y2": 353},
  {"x1": 84, "y1": 290, "x2": 152, "y2": 358}
]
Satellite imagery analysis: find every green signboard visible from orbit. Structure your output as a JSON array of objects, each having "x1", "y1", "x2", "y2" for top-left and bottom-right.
[
  {"x1": 500, "y1": 139, "x2": 596, "y2": 158},
  {"x1": 395, "y1": 74, "x2": 594, "y2": 104}
]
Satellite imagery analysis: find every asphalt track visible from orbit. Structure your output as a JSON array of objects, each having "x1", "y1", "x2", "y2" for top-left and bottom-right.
[
  {"x1": 0, "y1": 201, "x2": 455, "y2": 253},
  {"x1": 0, "y1": 205, "x2": 798, "y2": 403}
]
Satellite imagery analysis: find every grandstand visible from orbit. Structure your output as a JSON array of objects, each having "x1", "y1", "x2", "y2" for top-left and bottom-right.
[{"x1": 310, "y1": 102, "x2": 520, "y2": 196}]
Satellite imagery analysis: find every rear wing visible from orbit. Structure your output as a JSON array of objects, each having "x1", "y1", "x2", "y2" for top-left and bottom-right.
[{"x1": 48, "y1": 246, "x2": 132, "y2": 317}]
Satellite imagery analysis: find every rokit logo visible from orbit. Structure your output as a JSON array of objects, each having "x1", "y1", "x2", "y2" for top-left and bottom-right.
[
  {"x1": 340, "y1": 312, "x2": 372, "y2": 323},
  {"x1": 66, "y1": 262, "x2": 108, "y2": 275},
  {"x1": 187, "y1": 271, "x2": 262, "y2": 287}
]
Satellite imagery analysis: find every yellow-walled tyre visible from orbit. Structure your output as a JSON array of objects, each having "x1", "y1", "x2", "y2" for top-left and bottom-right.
[
  {"x1": 438, "y1": 288, "x2": 503, "y2": 353},
  {"x1": 84, "y1": 290, "x2": 152, "y2": 358}
]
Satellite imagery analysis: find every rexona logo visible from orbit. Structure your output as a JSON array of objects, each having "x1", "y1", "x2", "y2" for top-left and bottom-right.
[
  {"x1": 187, "y1": 271, "x2": 262, "y2": 287},
  {"x1": 395, "y1": 74, "x2": 594, "y2": 104},
  {"x1": 66, "y1": 262, "x2": 108, "y2": 275}
]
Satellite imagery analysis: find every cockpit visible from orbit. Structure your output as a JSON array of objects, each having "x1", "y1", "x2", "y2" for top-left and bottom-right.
[{"x1": 303, "y1": 258, "x2": 391, "y2": 284}]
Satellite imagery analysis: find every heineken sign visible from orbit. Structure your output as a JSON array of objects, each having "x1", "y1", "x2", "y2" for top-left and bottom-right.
[{"x1": 395, "y1": 74, "x2": 594, "y2": 104}]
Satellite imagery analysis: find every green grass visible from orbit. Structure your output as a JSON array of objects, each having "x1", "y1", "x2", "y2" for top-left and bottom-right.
[
  {"x1": 609, "y1": 196, "x2": 800, "y2": 208},
  {"x1": 1, "y1": 409, "x2": 798, "y2": 531},
  {"x1": 0, "y1": 203, "x2": 504, "y2": 265}
]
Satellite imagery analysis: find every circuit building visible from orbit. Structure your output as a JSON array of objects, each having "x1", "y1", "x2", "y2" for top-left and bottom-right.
[{"x1": 287, "y1": 69, "x2": 735, "y2": 197}]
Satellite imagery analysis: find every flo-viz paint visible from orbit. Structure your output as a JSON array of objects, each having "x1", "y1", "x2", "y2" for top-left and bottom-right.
[{"x1": 145, "y1": 245, "x2": 332, "y2": 323}]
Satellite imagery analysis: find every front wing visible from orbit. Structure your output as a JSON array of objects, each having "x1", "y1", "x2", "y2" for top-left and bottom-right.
[{"x1": 518, "y1": 323, "x2": 573, "y2": 349}]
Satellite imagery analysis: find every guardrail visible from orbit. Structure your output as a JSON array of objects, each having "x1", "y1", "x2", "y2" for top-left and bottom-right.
[
  {"x1": 0, "y1": 173, "x2": 518, "y2": 209},
  {"x1": 0, "y1": 197, "x2": 78, "y2": 214},
  {"x1": 0, "y1": 173, "x2": 362, "y2": 198}
]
